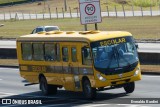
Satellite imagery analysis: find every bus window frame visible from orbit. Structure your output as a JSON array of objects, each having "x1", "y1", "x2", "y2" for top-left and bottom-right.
[
  {"x1": 44, "y1": 43, "x2": 56, "y2": 61},
  {"x1": 56, "y1": 43, "x2": 61, "y2": 62},
  {"x1": 81, "y1": 46, "x2": 93, "y2": 66},
  {"x1": 62, "y1": 47, "x2": 69, "y2": 62},
  {"x1": 32, "y1": 43, "x2": 45, "y2": 61},
  {"x1": 71, "y1": 47, "x2": 78, "y2": 62},
  {"x1": 21, "y1": 42, "x2": 33, "y2": 61}
]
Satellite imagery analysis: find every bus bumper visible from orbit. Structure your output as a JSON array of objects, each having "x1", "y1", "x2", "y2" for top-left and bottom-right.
[{"x1": 94, "y1": 70, "x2": 142, "y2": 88}]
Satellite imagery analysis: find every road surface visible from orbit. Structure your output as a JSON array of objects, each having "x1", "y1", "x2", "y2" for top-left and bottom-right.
[
  {"x1": 0, "y1": 40, "x2": 160, "y2": 53},
  {"x1": 0, "y1": 67, "x2": 160, "y2": 107}
]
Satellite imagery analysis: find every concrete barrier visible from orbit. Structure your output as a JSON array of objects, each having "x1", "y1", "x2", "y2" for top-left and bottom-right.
[
  {"x1": 0, "y1": 48, "x2": 17, "y2": 59},
  {"x1": 138, "y1": 52, "x2": 160, "y2": 64},
  {"x1": 0, "y1": 48, "x2": 160, "y2": 64}
]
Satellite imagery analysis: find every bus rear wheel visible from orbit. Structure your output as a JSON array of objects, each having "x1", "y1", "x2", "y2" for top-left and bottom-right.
[
  {"x1": 39, "y1": 76, "x2": 57, "y2": 95},
  {"x1": 123, "y1": 82, "x2": 135, "y2": 93},
  {"x1": 82, "y1": 79, "x2": 96, "y2": 99}
]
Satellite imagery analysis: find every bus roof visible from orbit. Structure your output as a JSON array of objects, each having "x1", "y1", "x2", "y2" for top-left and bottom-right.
[{"x1": 17, "y1": 31, "x2": 132, "y2": 42}]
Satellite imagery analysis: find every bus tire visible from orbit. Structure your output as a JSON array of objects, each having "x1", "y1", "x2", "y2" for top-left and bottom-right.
[
  {"x1": 82, "y1": 79, "x2": 96, "y2": 99},
  {"x1": 40, "y1": 76, "x2": 57, "y2": 95},
  {"x1": 123, "y1": 82, "x2": 135, "y2": 93}
]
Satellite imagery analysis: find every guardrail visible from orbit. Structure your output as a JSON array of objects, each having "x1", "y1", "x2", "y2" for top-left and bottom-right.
[
  {"x1": 138, "y1": 52, "x2": 160, "y2": 64},
  {"x1": 0, "y1": 48, "x2": 17, "y2": 59},
  {"x1": 0, "y1": 48, "x2": 160, "y2": 64}
]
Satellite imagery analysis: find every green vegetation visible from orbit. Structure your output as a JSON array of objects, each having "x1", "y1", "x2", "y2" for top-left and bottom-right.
[
  {"x1": 0, "y1": 0, "x2": 26, "y2": 4},
  {"x1": 0, "y1": 0, "x2": 30, "y2": 6},
  {"x1": 0, "y1": 59, "x2": 18, "y2": 66},
  {"x1": 0, "y1": 0, "x2": 160, "y2": 13},
  {"x1": 133, "y1": 0, "x2": 160, "y2": 7},
  {"x1": 141, "y1": 65, "x2": 160, "y2": 72},
  {"x1": 0, "y1": 17, "x2": 160, "y2": 39}
]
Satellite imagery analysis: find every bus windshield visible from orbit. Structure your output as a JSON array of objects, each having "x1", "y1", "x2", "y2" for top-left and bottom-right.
[{"x1": 91, "y1": 36, "x2": 139, "y2": 75}]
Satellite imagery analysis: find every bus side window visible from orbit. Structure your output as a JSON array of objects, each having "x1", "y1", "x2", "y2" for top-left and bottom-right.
[
  {"x1": 21, "y1": 43, "x2": 32, "y2": 60},
  {"x1": 62, "y1": 47, "x2": 69, "y2": 62},
  {"x1": 44, "y1": 43, "x2": 56, "y2": 61},
  {"x1": 82, "y1": 47, "x2": 92, "y2": 65},
  {"x1": 71, "y1": 47, "x2": 77, "y2": 62},
  {"x1": 33, "y1": 43, "x2": 44, "y2": 61}
]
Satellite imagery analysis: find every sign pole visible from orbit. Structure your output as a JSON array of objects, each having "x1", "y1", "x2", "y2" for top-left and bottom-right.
[
  {"x1": 84, "y1": 24, "x2": 87, "y2": 31},
  {"x1": 95, "y1": 23, "x2": 98, "y2": 30}
]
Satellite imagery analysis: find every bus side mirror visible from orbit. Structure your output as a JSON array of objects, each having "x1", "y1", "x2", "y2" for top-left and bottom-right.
[{"x1": 135, "y1": 44, "x2": 139, "y2": 49}]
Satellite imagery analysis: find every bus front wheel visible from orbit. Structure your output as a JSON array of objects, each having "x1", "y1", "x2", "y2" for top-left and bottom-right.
[
  {"x1": 39, "y1": 76, "x2": 57, "y2": 95},
  {"x1": 123, "y1": 82, "x2": 135, "y2": 93},
  {"x1": 82, "y1": 79, "x2": 96, "y2": 99}
]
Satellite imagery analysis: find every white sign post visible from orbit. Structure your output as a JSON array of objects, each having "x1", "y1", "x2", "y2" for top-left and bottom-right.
[{"x1": 79, "y1": 0, "x2": 102, "y2": 30}]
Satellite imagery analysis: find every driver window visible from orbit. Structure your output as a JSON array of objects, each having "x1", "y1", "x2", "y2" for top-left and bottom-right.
[
  {"x1": 82, "y1": 47, "x2": 92, "y2": 65},
  {"x1": 44, "y1": 43, "x2": 56, "y2": 61}
]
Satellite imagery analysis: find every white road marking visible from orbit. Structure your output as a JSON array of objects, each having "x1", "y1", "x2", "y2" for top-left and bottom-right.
[
  {"x1": 0, "y1": 105, "x2": 18, "y2": 107},
  {"x1": 118, "y1": 104, "x2": 151, "y2": 107},
  {"x1": 0, "y1": 92, "x2": 16, "y2": 95},
  {"x1": 0, "y1": 68, "x2": 18, "y2": 70},
  {"x1": 143, "y1": 75, "x2": 160, "y2": 78},
  {"x1": 18, "y1": 94, "x2": 61, "y2": 99},
  {"x1": 38, "y1": 101, "x2": 84, "y2": 107},
  {"x1": 76, "y1": 104, "x2": 111, "y2": 107}
]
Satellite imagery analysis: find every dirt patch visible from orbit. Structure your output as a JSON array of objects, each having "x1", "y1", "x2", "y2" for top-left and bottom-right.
[
  {"x1": 141, "y1": 65, "x2": 160, "y2": 72},
  {"x1": 0, "y1": 59, "x2": 18, "y2": 66},
  {"x1": 114, "y1": 0, "x2": 128, "y2": 4}
]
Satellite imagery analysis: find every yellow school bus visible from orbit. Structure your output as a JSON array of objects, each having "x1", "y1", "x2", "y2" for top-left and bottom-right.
[{"x1": 17, "y1": 30, "x2": 141, "y2": 99}]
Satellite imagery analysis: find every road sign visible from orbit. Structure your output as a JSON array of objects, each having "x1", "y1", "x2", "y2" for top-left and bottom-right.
[{"x1": 79, "y1": 0, "x2": 102, "y2": 25}]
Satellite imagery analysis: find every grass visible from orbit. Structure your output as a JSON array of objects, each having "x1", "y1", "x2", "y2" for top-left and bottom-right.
[
  {"x1": 133, "y1": 0, "x2": 160, "y2": 7},
  {"x1": 0, "y1": 0, "x2": 27, "y2": 4},
  {"x1": 141, "y1": 64, "x2": 160, "y2": 72},
  {"x1": 0, "y1": 0, "x2": 160, "y2": 13},
  {"x1": 0, "y1": 17, "x2": 160, "y2": 39},
  {"x1": 0, "y1": 59, "x2": 18, "y2": 66}
]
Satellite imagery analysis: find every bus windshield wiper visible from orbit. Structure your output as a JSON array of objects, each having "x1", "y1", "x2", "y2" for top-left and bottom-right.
[{"x1": 106, "y1": 46, "x2": 117, "y2": 72}]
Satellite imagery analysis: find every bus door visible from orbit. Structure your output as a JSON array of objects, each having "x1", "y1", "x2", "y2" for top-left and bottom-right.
[{"x1": 62, "y1": 45, "x2": 80, "y2": 91}]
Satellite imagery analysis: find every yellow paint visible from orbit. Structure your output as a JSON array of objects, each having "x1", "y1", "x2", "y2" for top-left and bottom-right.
[
  {"x1": 17, "y1": 31, "x2": 141, "y2": 93},
  {"x1": 20, "y1": 66, "x2": 28, "y2": 71},
  {"x1": 100, "y1": 38, "x2": 126, "y2": 46}
]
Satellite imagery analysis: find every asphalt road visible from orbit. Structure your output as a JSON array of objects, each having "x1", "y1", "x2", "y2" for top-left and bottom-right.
[
  {"x1": 0, "y1": 11, "x2": 160, "y2": 20},
  {"x1": 0, "y1": 67, "x2": 160, "y2": 107},
  {"x1": 0, "y1": 40, "x2": 160, "y2": 53}
]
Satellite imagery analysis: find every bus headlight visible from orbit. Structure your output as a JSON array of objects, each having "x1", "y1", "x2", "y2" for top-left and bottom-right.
[
  {"x1": 134, "y1": 67, "x2": 140, "y2": 76},
  {"x1": 97, "y1": 74, "x2": 106, "y2": 81}
]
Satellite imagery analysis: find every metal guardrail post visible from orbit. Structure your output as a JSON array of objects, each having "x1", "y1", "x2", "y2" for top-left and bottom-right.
[
  {"x1": 35, "y1": 11, "x2": 37, "y2": 20},
  {"x1": 150, "y1": 5, "x2": 152, "y2": 17},
  {"x1": 56, "y1": 7, "x2": 58, "y2": 19},
  {"x1": 62, "y1": 8, "x2": 64, "y2": 18},
  {"x1": 9, "y1": 11, "x2": 11, "y2": 20},
  {"x1": 69, "y1": 7, "x2": 72, "y2": 18},
  {"x1": 115, "y1": 5, "x2": 117, "y2": 18},
  {"x1": 106, "y1": 6, "x2": 109, "y2": 17},
  {"x1": 132, "y1": 5, "x2": 134, "y2": 16},
  {"x1": 22, "y1": 11, "x2": 24, "y2": 20},
  {"x1": 140, "y1": 6, "x2": 143, "y2": 17},
  {"x1": 122, "y1": 4, "x2": 125, "y2": 18}
]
